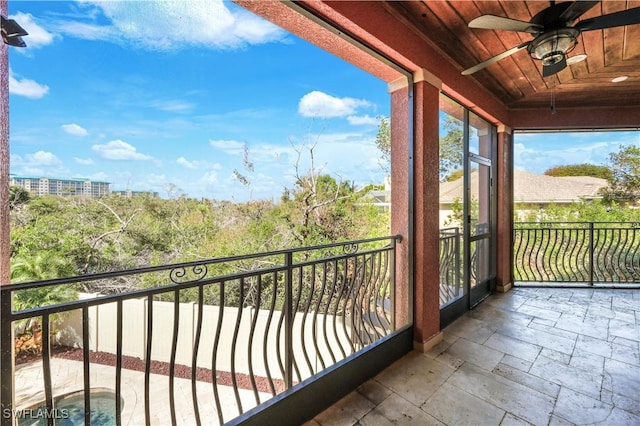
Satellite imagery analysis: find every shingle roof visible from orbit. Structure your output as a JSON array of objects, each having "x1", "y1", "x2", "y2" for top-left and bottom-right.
[{"x1": 439, "y1": 170, "x2": 607, "y2": 204}]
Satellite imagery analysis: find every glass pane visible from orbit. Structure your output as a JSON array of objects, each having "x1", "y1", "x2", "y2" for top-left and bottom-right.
[
  {"x1": 469, "y1": 112, "x2": 491, "y2": 158},
  {"x1": 439, "y1": 227, "x2": 463, "y2": 307},
  {"x1": 469, "y1": 163, "x2": 491, "y2": 238},
  {"x1": 470, "y1": 161, "x2": 491, "y2": 287},
  {"x1": 470, "y1": 238, "x2": 491, "y2": 287},
  {"x1": 438, "y1": 95, "x2": 465, "y2": 183},
  {"x1": 438, "y1": 94, "x2": 464, "y2": 307}
]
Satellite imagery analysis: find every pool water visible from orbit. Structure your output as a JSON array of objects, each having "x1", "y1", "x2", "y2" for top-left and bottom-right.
[{"x1": 18, "y1": 389, "x2": 121, "y2": 426}]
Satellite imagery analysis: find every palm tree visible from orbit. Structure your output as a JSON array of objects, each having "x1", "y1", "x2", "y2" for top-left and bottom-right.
[
  {"x1": 10, "y1": 251, "x2": 79, "y2": 354},
  {"x1": 11, "y1": 251, "x2": 77, "y2": 308}
]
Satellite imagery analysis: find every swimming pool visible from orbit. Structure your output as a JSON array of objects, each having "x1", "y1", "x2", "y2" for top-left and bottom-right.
[{"x1": 18, "y1": 388, "x2": 122, "y2": 426}]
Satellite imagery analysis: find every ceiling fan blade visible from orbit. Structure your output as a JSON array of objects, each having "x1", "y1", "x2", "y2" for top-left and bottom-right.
[
  {"x1": 542, "y1": 57, "x2": 567, "y2": 77},
  {"x1": 469, "y1": 15, "x2": 543, "y2": 34},
  {"x1": 558, "y1": 1, "x2": 600, "y2": 24},
  {"x1": 576, "y1": 6, "x2": 640, "y2": 31},
  {"x1": 462, "y1": 42, "x2": 530, "y2": 75}
]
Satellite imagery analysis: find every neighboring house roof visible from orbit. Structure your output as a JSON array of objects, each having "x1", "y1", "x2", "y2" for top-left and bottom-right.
[{"x1": 439, "y1": 170, "x2": 608, "y2": 204}]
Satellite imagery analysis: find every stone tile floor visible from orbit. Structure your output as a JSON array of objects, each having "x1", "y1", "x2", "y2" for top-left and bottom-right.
[{"x1": 306, "y1": 287, "x2": 640, "y2": 426}]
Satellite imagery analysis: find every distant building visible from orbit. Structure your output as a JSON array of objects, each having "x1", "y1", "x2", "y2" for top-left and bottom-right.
[
  {"x1": 439, "y1": 170, "x2": 608, "y2": 225},
  {"x1": 111, "y1": 190, "x2": 159, "y2": 198},
  {"x1": 10, "y1": 175, "x2": 110, "y2": 198}
]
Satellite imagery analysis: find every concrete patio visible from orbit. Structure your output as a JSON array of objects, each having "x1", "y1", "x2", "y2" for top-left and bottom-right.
[{"x1": 307, "y1": 287, "x2": 640, "y2": 426}]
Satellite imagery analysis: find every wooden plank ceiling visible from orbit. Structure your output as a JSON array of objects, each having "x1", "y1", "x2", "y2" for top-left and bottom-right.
[{"x1": 386, "y1": 1, "x2": 640, "y2": 110}]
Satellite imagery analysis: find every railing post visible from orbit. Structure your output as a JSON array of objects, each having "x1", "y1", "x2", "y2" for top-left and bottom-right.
[
  {"x1": 284, "y1": 251, "x2": 293, "y2": 389},
  {"x1": 390, "y1": 238, "x2": 396, "y2": 331},
  {"x1": 0, "y1": 288, "x2": 15, "y2": 426},
  {"x1": 589, "y1": 222, "x2": 594, "y2": 286}
]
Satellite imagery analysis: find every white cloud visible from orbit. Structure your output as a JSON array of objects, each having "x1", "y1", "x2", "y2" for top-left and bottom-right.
[
  {"x1": 9, "y1": 73, "x2": 49, "y2": 99},
  {"x1": 298, "y1": 91, "x2": 372, "y2": 118},
  {"x1": 347, "y1": 115, "x2": 378, "y2": 126},
  {"x1": 74, "y1": 157, "x2": 95, "y2": 166},
  {"x1": 89, "y1": 171, "x2": 109, "y2": 181},
  {"x1": 152, "y1": 100, "x2": 194, "y2": 112},
  {"x1": 92, "y1": 140, "x2": 153, "y2": 161},
  {"x1": 61, "y1": 123, "x2": 89, "y2": 136},
  {"x1": 11, "y1": 151, "x2": 67, "y2": 176},
  {"x1": 514, "y1": 139, "x2": 619, "y2": 174},
  {"x1": 25, "y1": 151, "x2": 63, "y2": 167},
  {"x1": 210, "y1": 139, "x2": 246, "y2": 155},
  {"x1": 9, "y1": 12, "x2": 55, "y2": 49},
  {"x1": 176, "y1": 157, "x2": 197, "y2": 169},
  {"x1": 200, "y1": 171, "x2": 218, "y2": 186},
  {"x1": 53, "y1": 0, "x2": 286, "y2": 51}
]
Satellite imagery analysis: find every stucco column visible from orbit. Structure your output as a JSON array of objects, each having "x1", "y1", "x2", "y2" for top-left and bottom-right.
[
  {"x1": 1, "y1": 0, "x2": 9, "y2": 284},
  {"x1": 496, "y1": 126, "x2": 513, "y2": 292},
  {"x1": 389, "y1": 78, "x2": 410, "y2": 329},
  {"x1": 412, "y1": 70, "x2": 442, "y2": 350}
]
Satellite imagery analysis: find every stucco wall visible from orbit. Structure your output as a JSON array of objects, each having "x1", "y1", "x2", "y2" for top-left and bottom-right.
[{"x1": 1, "y1": 0, "x2": 10, "y2": 284}]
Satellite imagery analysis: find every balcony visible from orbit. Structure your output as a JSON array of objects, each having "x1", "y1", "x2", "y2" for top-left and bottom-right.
[
  {"x1": 2, "y1": 236, "x2": 409, "y2": 425},
  {"x1": 308, "y1": 286, "x2": 640, "y2": 425},
  {"x1": 3, "y1": 221, "x2": 639, "y2": 425}
]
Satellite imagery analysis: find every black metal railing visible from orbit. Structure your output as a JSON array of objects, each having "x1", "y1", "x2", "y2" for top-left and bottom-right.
[
  {"x1": 1, "y1": 236, "x2": 400, "y2": 426},
  {"x1": 514, "y1": 222, "x2": 640, "y2": 284},
  {"x1": 439, "y1": 228, "x2": 462, "y2": 306}
]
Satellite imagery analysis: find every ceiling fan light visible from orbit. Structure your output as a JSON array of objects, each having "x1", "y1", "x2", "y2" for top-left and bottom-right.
[
  {"x1": 611, "y1": 76, "x2": 628, "y2": 83},
  {"x1": 529, "y1": 29, "x2": 579, "y2": 63},
  {"x1": 566, "y1": 54, "x2": 587, "y2": 65}
]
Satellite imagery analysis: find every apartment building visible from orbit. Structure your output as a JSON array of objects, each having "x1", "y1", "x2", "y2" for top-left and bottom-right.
[{"x1": 9, "y1": 175, "x2": 110, "y2": 198}]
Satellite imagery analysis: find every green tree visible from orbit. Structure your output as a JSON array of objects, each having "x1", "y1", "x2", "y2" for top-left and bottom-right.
[
  {"x1": 9, "y1": 186, "x2": 31, "y2": 210},
  {"x1": 601, "y1": 145, "x2": 640, "y2": 205},
  {"x1": 375, "y1": 115, "x2": 464, "y2": 181},
  {"x1": 375, "y1": 116, "x2": 391, "y2": 174},
  {"x1": 11, "y1": 251, "x2": 78, "y2": 310},
  {"x1": 544, "y1": 164, "x2": 612, "y2": 180},
  {"x1": 439, "y1": 116, "x2": 464, "y2": 181}
]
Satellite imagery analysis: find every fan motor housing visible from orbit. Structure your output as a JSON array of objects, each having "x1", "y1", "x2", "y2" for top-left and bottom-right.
[{"x1": 528, "y1": 28, "x2": 579, "y2": 65}]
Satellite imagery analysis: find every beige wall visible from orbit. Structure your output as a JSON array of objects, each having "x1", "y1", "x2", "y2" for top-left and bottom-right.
[{"x1": 59, "y1": 294, "x2": 366, "y2": 382}]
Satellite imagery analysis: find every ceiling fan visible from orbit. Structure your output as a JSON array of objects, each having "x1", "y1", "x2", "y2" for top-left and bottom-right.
[{"x1": 462, "y1": 1, "x2": 640, "y2": 77}]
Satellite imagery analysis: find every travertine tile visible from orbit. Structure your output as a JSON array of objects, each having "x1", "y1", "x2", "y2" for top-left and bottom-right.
[
  {"x1": 373, "y1": 352, "x2": 455, "y2": 407},
  {"x1": 442, "y1": 315, "x2": 496, "y2": 345},
  {"x1": 553, "y1": 387, "x2": 613, "y2": 425},
  {"x1": 602, "y1": 358, "x2": 640, "y2": 401},
  {"x1": 483, "y1": 332, "x2": 541, "y2": 362},
  {"x1": 500, "y1": 413, "x2": 534, "y2": 426},
  {"x1": 569, "y1": 348, "x2": 605, "y2": 374},
  {"x1": 421, "y1": 382, "x2": 505, "y2": 425},
  {"x1": 538, "y1": 347, "x2": 571, "y2": 364},
  {"x1": 446, "y1": 363, "x2": 554, "y2": 425},
  {"x1": 492, "y1": 362, "x2": 560, "y2": 398},
  {"x1": 313, "y1": 389, "x2": 375, "y2": 426},
  {"x1": 357, "y1": 379, "x2": 392, "y2": 406},
  {"x1": 609, "y1": 318, "x2": 640, "y2": 342},
  {"x1": 516, "y1": 303, "x2": 561, "y2": 322},
  {"x1": 361, "y1": 393, "x2": 444, "y2": 426},
  {"x1": 499, "y1": 354, "x2": 532, "y2": 372},
  {"x1": 437, "y1": 337, "x2": 504, "y2": 371},
  {"x1": 530, "y1": 355, "x2": 603, "y2": 398},
  {"x1": 498, "y1": 322, "x2": 576, "y2": 355}
]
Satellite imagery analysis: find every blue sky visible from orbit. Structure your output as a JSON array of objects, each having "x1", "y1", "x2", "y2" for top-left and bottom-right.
[{"x1": 7, "y1": 1, "x2": 639, "y2": 200}]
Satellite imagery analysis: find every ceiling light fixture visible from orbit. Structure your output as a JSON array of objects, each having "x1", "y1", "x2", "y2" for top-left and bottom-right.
[
  {"x1": 611, "y1": 76, "x2": 628, "y2": 83},
  {"x1": 529, "y1": 29, "x2": 579, "y2": 67},
  {"x1": 566, "y1": 54, "x2": 587, "y2": 65}
]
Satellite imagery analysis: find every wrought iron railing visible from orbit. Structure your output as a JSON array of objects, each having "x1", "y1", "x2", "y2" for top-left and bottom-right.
[
  {"x1": 0, "y1": 236, "x2": 400, "y2": 426},
  {"x1": 514, "y1": 222, "x2": 640, "y2": 284},
  {"x1": 439, "y1": 228, "x2": 461, "y2": 306}
]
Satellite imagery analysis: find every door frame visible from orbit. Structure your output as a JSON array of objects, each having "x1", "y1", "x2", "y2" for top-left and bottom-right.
[{"x1": 440, "y1": 108, "x2": 497, "y2": 328}]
